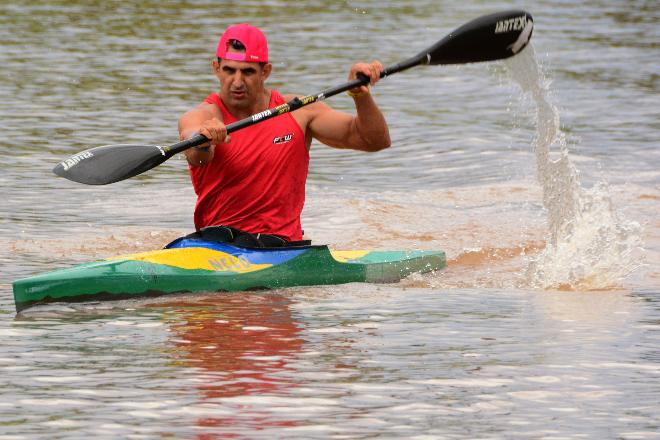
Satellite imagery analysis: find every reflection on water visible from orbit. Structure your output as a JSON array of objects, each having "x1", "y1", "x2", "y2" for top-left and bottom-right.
[
  {"x1": 6, "y1": 288, "x2": 657, "y2": 438},
  {"x1": 156, "y1": 294, "x2": 303, "y2": 432}
]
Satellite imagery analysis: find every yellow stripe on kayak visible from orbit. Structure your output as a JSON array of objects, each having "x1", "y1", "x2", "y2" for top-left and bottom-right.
[
  {"x1": 106, "y1": 248, "x2": 272, "y2": 273},
  {"x1": 330, "y1": 250, "x2": 370, "y2": 262}
]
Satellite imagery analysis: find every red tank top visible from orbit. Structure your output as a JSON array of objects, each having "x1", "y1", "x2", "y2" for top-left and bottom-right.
[{"x1": 189, "y1": 90, "x2": 308, "y2": 241}]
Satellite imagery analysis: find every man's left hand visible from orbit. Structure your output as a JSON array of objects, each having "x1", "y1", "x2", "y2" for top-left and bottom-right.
[{"x1": 348, "y1": 60, "x2": 384, "y2": 97}]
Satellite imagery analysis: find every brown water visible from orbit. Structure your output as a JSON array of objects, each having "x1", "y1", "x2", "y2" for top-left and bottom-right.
[{"x1": 1, "y1": 1, "x2": 658, "y2": 438}]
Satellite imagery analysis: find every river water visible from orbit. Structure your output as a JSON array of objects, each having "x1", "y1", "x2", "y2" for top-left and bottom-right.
[{"x1": 1, "y1": 1, "x2": 658, "y2": 438}]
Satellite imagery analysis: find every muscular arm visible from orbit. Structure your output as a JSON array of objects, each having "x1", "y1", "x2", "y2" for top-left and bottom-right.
[
  {"x1": 307, "y1": 93, "x2": 391, "y2": 152},
  {"x1": 178, "y1": 103, "x2": 224, "y2": 166},
  {"x1": 305, "y1": 61, "x2": 390, "y2": 152}
]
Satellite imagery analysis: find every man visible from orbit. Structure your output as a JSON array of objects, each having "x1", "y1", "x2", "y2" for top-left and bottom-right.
[{"x1": 179, "y1": 23, "x2": 390, "y2": 245}]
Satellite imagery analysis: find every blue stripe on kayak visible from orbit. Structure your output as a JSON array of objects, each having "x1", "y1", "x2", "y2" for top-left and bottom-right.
[{"x1": 166, "y1": 238, "x2": 309, "y2": 265}]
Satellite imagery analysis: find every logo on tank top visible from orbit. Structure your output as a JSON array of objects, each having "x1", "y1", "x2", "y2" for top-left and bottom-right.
[{"x1": 273, "y1": 133, "x2": 294, "y2": 145}]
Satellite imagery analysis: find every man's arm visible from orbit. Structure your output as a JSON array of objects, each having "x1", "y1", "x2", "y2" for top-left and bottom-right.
[
  {"x1": 178, "y1": 103, "x2": 228, "y2": 166},
  {"x1": 307, "y1": 61, "x2": 391, "y2": 152}
]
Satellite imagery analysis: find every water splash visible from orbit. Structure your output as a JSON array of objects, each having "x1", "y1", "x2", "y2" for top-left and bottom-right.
[{"x1": 505, "y1": 46, "x2": 642, "y2": 290}]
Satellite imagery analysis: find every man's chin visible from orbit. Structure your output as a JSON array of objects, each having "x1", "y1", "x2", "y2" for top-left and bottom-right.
[
  {"x1": 230, "y1": 91, "x2": 248, "y2": 101},
  {"x1": 229, "y1": 96, "x2": 250, "y2": 108}
]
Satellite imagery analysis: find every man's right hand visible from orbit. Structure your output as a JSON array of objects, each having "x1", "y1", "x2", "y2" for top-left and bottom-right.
[
  {"x1": 179, "y1": 103, "x2": 227, "y2": 166},
  {"x1": 199, "y1": 118, "x2": 231, "y2": 145}
]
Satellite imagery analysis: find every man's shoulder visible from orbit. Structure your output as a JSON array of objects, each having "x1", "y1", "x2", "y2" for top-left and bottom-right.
[
  {"x1": 179, "y1": 100, "x2": 221, "y2": 123},
  {"x1": 197, "y1": 97, "x2": 222, "y2": 115},
  {"x1": 203, "y1": 92, "x2": 221, "y2": 105}
]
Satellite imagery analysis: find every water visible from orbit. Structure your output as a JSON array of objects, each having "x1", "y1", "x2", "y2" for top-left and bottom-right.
[
  {"x1": 1, "y1": 1, "x2": 658, "y2": 438},
  {"x1": 506, "y1": 46, "x2": 643, "y2": 290}
]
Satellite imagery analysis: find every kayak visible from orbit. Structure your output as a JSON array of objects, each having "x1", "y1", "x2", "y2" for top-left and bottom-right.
[{"x1": 12, "y1": 236, "x2": 446, "y2": 312}]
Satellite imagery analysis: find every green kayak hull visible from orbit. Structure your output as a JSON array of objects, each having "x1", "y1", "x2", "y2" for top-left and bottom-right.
[{"x1": 12, "y1": 239, "x2": 445, "y2": 312}]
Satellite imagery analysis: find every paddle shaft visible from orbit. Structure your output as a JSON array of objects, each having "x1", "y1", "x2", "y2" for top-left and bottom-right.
[
  {"x1": 166, "y1": 56, "x2": 424, "y2": 157},
  {"x1": 53, "y1": 10, "x2": 533, "y2": 185},
  {"x1": 170, "y1": 9, "x2": 536, "y2": 156}
]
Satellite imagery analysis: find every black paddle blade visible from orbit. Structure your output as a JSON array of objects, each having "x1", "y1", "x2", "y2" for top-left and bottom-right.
[
  {"x1": 53, "y1": 144, "x2": 171, "y2": 185},
  {"x1": 427, "y1": 10, "x2": 533, "y2": 65}
]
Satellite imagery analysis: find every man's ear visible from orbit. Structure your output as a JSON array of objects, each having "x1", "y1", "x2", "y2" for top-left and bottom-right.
[
  {"x1": 262, "y1": 63, "x2": 273, "y2": 81},
  {"x1": 212, "y1": 59, "x2": 221, "y2": 75}
]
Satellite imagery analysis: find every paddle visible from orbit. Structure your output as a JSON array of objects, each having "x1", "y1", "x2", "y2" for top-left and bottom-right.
[{"x1": 54, "y1": 9, "x2": 533, "y2": 185}]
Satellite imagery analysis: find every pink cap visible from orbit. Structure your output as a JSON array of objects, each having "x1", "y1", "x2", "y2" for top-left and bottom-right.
[{"x1": 216, "y1": 23, "x2": 269, "y2": 63}]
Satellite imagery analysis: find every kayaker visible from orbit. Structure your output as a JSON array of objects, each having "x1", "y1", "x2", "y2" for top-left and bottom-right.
[{"x1": 178, "y1": 23, "x2": 390, "y2": 246}]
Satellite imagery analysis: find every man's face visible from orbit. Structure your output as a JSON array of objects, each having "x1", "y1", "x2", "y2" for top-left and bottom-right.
[{"x1": 213, "y1": 58, "x2": 271, "y2": 110}]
